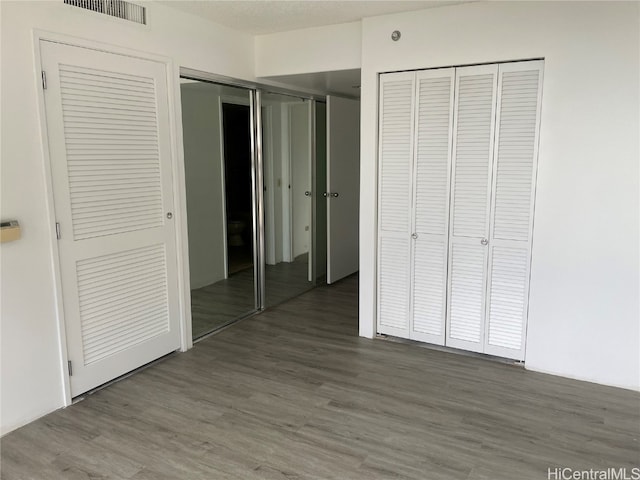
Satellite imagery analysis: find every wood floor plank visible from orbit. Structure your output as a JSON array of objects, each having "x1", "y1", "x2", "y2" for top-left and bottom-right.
[{"x1": 2, "y1": 274, "x2": 638, "y2": 479}]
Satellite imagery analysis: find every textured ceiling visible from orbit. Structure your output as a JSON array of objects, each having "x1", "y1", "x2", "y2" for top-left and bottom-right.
[{"x1": 157, "y1": 1, "x2": 468, "y2": 35}]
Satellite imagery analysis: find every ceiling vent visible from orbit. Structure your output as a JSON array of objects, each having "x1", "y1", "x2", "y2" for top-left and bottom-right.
[{"x1": 64, "y1": 0, "x2": 146, "y2": 25}]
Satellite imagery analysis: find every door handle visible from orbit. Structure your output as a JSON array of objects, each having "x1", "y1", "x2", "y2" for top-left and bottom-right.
[
  {"x1": 304, "y1": 191, "x2": 312, "y2": 197},
  {"x1": 323, "y1": 192, "x2": 339, "y2": 198},
  {"x1": 481, "y1": 238, "x2": 488, "y2": 245},
  {"x1": 411, "y1": 233, "x2": 418, "y2": 239},
  {"x1": 330, "y1": 192, "x2": 339, "y2": 198}
]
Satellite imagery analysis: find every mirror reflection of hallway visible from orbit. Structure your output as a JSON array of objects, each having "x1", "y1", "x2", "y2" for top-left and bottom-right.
[
  {"x1": 180, "y1": 79, "x2": 257, "y2": 339},
  {"x1": 181, "y1": 80, "x2": 330, "y2": 340},
  {"x1": 261, "y1": 93, "x2": 317, "y2": 307}
]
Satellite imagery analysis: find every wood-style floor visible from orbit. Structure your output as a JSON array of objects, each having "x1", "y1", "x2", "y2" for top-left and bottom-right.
[
  {"x1": 2, "y1": 275, "x2": 639, "y2": 479},
  {"x1": 191, "y1": 253, "x2": 312, "y2": 339}
]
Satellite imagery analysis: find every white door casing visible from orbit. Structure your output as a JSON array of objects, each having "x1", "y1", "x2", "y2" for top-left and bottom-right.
[
  {"x1": 41, "y1": 41, "x2": 181, "y2": 396},
  {"x1": 445, "y1": 64, "x2": 499, "y2": 353},
  {"x1": 326, "y1": 96, "x2": 360, "y2": 284},
  {"x1": 377, "y1": 72, "x2": 416, "y2": 338}
]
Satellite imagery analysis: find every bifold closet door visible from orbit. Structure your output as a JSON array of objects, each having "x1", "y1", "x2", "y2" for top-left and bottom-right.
[
  {"x1": 446, "y1": 64, "x2": 499, "y2": 353},
  {"x1": 410, "y1": 69, "x2": 455, "y2": 344},
  {"x1": 484, "y1": 61, "x2": 543, "y2": 360},
  {"x1": 377, "y1": 72, "x2": 415, "y2": 337}
]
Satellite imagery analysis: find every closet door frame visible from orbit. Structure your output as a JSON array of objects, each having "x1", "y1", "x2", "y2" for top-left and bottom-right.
[
  {"x1": 483, "y1": 60, "x2": 544, "y2": 360},
  {"x1": 409, "y1": 68, "x2": 455, "y2": 345},
  {"x1": 445, "y1": 64, "x2": 499, "y2": 354},
  {"x1": 376, "y1": 71, "x2": 416, "y2": 338}
]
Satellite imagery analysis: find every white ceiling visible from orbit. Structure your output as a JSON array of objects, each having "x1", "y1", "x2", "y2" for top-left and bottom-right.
[
  {"x1": 158, "y1": 1, "x2": 467, "y2": 35},
  {"x1": 163, "y1": 1, "x2": 471, "y2": 98},
  {"x1": 263, "y1": 69, "x2": 362, "y2": 98}
]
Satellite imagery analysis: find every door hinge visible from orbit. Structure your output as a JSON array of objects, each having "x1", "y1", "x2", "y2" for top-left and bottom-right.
[
  {"x1": 55, "y1": 222, "x2": 61, "y2": 240},
  {"x1": 41, "y1": 71, "x2": 47, "y2": 90},
  {"x1": 68, "y1": 360, "x2": 73, "y2": 376}
]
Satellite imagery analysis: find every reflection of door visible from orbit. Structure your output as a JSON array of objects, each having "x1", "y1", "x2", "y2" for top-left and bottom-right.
[
  {"x1": 327, "y1": 96, "x2": 360, "y2": 283},
  {"x1": 41, "y1": 41, "x2": 181, "y2": 396},
  {"x1": 289, "y1": 102, "x2": 312, "y2": 278}
]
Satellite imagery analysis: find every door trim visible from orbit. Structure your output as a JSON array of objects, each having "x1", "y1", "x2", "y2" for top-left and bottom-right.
[{"x1": 33, "y1": 30, "x2": 190, "y2": 406}]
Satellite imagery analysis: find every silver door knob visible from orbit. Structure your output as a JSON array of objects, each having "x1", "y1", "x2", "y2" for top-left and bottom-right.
[
  {"x1": 411, "y1": 233, "x2": 418, "y2": 239},
  {"x1": 330, "y1": 192, "x2": 339, "y2": 198},
  {"x1": 304, "y1": 191, "x2": 311, "y2": 196},
  {"x1": 322, "y1": 192, "x2": 328, "y2": 197},
  {"x1": 166, "y1": 212, "x2": 173, "y2": 219},
  {"x1": 481, "y1": 238, "x2": 488, "y2": 245}
]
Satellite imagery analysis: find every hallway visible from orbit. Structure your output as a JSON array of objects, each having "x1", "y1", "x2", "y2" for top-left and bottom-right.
[{"x1": 1, "y1": 275, "x2": 638, "y2": 479}]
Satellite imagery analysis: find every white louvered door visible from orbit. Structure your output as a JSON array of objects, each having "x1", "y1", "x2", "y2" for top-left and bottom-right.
[
  {"x1": 410, "y1": 69, "x2": 455, "y2": 345},
  {"x1": 445, "y1": 64, "x2": 499, "y2": 353},
  {"x1": 377, "y1": 72, "x2": 416, "y2": 337},
  {"x1": 41, "y1": 41, "x2": 181, "y2": 396},
  {"x1": 377, "y1": 61, "x2": 542, "y2": 360},
  {"x1": 484, "y1": 61, "x2": 543, "y2": 360}
]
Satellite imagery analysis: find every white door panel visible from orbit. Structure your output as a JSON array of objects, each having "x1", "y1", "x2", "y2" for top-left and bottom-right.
[
  {"x1": 411, "y1": 234, "x2": 447, "y2": 343},
  {"x1": 446, "y1": 239, "x2": 488, "y2": 352},
  {"x1": 484, "y1": 61, "x2": 543, "y2": 360},
  {"x1": 410, "y1": 69, "x2": 455, "y2": 344},
  {"x1": 378, "y1": 234, "x2": 411, "y2": 337},
  {"x1": 377, "y1": 72, "x2": 415, "y2": 337},
  {"x1": 327, "y1": 96, "x2": 360, "y2": 284},
  {"x1": 41, "y1": 41, "x2": 181, "y2": 396},
  {"x1": 446, "y1": 64, "x2": 498, "y2": 352}
]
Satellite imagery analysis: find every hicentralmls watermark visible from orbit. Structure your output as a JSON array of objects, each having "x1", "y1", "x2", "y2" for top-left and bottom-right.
[{"x1": 547, "y1": 468, "x2": 640, "y2": 480}]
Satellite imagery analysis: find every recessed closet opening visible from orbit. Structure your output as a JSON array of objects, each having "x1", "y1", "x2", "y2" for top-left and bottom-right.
[
  {"x1": 180, "y1": 74, "x2": 334, "y2": 340},
  {"x1": 377, "y1": 60, "x2": 544, "y2": 361}
]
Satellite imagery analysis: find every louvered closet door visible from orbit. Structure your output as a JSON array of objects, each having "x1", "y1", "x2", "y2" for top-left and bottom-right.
[
  {"x1": 446, "y1": 64, "x2": 499, "y2": 353},
  {"x1": 41, "y1": 41, "x2": 181, "y2": 396},
  {"x1": 410, "y1": 69, "x2": 455, "y2": 344},
  {"x1": 484, "y1": 61, "x2": 543, "y2": 360},
  {"x1": 377, "y1": 72, "x2": 416, "y2": 337}
]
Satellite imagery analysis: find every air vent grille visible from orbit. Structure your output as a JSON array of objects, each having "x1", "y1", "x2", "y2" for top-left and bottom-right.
[{"x1": 64, "y1": 0, "x2": 146, "y2": 25}]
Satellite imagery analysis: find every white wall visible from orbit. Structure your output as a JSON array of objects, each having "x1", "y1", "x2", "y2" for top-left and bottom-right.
[
  {"x1": 359, "y1": 1, "x2": 640, "y2": 390},
  {"x1": 255, "y1": 21, "x2": 362, "y2": 77},
  {"x1": 0, "y1": 0, "x2": 254, "y2": 435},
  {"x1": 181, "y1": 83, "x2": 227, "y2": 289}
]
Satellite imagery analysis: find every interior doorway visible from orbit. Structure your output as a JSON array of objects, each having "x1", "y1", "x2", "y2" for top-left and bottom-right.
[{"x1": 221, "y1": 102, "x2": 253, "y2": 276}]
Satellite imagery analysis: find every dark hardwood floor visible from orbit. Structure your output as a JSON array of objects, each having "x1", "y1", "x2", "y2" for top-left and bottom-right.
[{"x1": 2, "y1": 274, "x2": 639, "y2": 479}]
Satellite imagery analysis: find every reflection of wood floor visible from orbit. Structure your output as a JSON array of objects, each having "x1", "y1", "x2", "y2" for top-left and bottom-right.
[
  {"x1": 191, "y1": 253, "x2": 312, "y2": 339},
  {"x1": 3, "y1": 273, "x2": 639, "y2": 479}
]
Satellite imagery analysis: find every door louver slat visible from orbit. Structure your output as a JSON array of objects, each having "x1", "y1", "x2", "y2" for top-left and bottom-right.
[
  {"x1": 379, "y1": 236, "x2": 410, "y2": 330},
  {"x1": 77, "y1": 244, "x2": 169, "y2": 365},
  {"x1": 59, "y1": 65, "x2": 164, "y2": 241}
]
